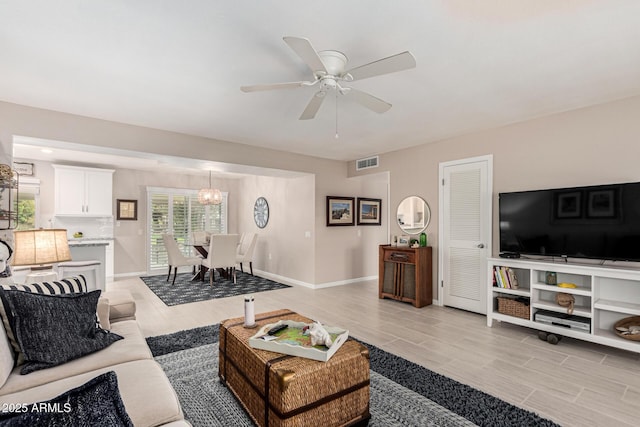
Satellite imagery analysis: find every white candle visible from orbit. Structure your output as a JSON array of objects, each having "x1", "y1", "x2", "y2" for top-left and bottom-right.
[{"x1": 244, "y1": 296, "x2": 255, "y2": 327}]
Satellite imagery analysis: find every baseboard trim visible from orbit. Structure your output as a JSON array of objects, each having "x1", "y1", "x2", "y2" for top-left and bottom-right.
[
  {"x1": 114, "y1": 271, "x2": 149, "y2": 279},
  {"x1": 254, "y1": 269, "x2": 377, "y2": 290},
  {"x1": 313, "y1": 275, "x2": 378, "y2": 289},
  {"x1": 116, "y1": 267, "x2": 193, "y2": 280},
  {"x1": 118, "y1": 268, "x2": 377, "y2": 290}
]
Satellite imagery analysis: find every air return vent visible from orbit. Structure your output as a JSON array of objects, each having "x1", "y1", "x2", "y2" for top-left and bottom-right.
[{"x1": 356, "y1": 156, "x2": 379, "y2": 171}]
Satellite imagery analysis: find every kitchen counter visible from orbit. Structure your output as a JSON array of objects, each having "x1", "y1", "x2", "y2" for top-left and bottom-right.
[
  {"x1": 67, "y1": 238, "x2": 115, "y2": 287},
  {"x1": 68, "y1": 237, "x2": 114, "y2": 244},
  {"x1": 69, "y1": 241, "x2": 110, "y2": 247}
]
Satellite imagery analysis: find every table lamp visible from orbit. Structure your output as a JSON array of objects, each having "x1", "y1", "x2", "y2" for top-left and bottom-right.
[{"x1": 12, "y1": 229, "x2": 72, "y2": 270}]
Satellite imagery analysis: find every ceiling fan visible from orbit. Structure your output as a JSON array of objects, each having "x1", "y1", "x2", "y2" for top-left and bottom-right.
[{"x1": 241, "y1": 37, "x2": 416, "y2": 120}]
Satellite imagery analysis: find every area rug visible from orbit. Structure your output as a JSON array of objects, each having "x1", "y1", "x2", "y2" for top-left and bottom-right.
[
  {"x1": 147, "y1": 325, "x2": 559, "y2": 427},
  {"x1": 139, "y1": 272, "x2": 291, "y2": 306}
]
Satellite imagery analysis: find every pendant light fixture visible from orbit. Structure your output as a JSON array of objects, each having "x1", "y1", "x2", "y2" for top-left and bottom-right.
[{"x1": 198, "y1": 170, "x2": 222, "y2": 205}]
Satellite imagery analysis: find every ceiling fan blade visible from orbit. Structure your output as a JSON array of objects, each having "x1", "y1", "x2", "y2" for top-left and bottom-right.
[
  {"x1": 283, "y1": 36, "x2": 328, "y2": 74},
  {"x1": 240, "y1": 81, "x2": 308, "y2": 92},
  {"x1": 344, "y1": 51, "x2": 416, "y2": 82},
  {"x1": 347, "y1": 88, "x2": 392, "y2": 113},
  {"x1": 299, "y1": 93, "x2": 326, "y2": 120}
]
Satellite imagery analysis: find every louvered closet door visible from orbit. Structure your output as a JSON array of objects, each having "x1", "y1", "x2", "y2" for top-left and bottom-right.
[{"x1": 441, "y1": 156, "x2": 492, "y2": 314}]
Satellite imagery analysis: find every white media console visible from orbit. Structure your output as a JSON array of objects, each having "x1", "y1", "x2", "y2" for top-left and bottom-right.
[{"x1": 487, "y1": 257, "x2": 640, "y2": 353}]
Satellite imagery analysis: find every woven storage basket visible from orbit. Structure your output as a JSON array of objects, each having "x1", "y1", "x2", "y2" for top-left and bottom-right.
[
  {"x1": 614, "y1": 316, "x2": 640, "y2": 341},
  {"x1": 219, "y1": 309, "x2": 370, "y2": 427},
  {"x1": 497, "y1": 297, "x2": 530, "y2": 319}
]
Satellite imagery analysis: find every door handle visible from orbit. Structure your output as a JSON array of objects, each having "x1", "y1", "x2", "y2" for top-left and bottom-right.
[
  {"x1": 390, "y1": 253, "x2": 409, "y2": 261},
  {"x1": 477, "y1": 243, "x2": 485, "y2": 248}
]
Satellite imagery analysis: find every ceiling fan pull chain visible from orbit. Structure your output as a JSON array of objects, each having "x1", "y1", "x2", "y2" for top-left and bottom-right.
[{"x1": 335, "y1": 89, "x2": 339, "y2": 139}]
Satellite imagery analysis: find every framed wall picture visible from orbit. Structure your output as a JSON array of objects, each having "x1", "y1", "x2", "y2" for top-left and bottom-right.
[
  {"x1": 555, "y1": 191, "x2": 582, "y2": 219},
  {"x1": 116, "y1": 199, "x2": 138, "y2": 220},
  {"x1": 587, "y1": 189, "x2": 617, "y2": 218},
  {"x1": 357, "y1": 197, "x2": 382, "y2": 225},
  {"x1": 12, "y1": 162, "x2": 34, "y2": 176},
  {"x1": 326, "y1": 196, "x2": 355, "y2": 226},
  {"x1": 397, "y1": 235, "x2": 410, "y2": 247}
]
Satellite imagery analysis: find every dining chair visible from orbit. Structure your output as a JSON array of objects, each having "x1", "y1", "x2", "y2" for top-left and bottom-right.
[
  {"x1": 192, "y1": 231, "x2": 210, "y2": 246},
  {"x1": 202, "y1": 234, "x2": 240, "y2": 285},
  {"x1": 162, "y1": 234, "x2": 202, "y2": 285},
  {"x1": 236, "y1": 232, "x2": 258, "y2": 275}
]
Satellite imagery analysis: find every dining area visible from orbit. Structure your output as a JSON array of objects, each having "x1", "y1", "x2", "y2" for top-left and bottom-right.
[{"x1": 162, "y1": 232, "x2": 258, "y2": 286}]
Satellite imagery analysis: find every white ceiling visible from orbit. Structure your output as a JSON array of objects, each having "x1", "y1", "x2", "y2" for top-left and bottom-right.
[{"x1": 2, "y1": 1, "x2": 640, "y2": 162}]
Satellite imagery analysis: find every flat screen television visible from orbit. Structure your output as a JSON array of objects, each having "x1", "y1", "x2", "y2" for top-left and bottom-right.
[{"x1": 499, "y1": 182, "x2": 640, "y2": 262}]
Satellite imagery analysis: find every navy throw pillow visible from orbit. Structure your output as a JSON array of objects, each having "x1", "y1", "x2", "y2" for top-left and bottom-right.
[
  {"x1": 0, "y1": 371, "x2": 133, "y2": 426},
  {"x1": 1, "y1": 290, "x2": 123, "y2": 374}
]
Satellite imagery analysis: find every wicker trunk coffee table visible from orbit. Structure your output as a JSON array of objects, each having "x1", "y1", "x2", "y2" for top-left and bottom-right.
[{"x1": 219, "y1": 309, "x2": 370, "y2": 427}]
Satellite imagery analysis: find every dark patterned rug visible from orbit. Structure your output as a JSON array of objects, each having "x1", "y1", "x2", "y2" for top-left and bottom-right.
[
  {"x1": 139, "y1": 272, "x2": 291, "y2": 306},
  {"x1": 147, "y1": 325, "x2": 560, "y2": 427}
]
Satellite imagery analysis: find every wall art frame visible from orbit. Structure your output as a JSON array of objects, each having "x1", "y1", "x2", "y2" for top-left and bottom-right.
[
  {"x1": 326, "y1": 196, "x2": 355, "y2": 226},
  {"x1": 12, "y1": 162, "x2": 34, "y2": 176},
  {"x1": 356, "y1": 197, "x2": 381, "y2": 226},
  {"x1": 555, "y1": 191, "x2": 582, "y2": 219},
  {"x1": 587, "y1": 189, "x2": 617, "y2": 218},
  {"x1": 116, "y1": 199, "x2": 138, "y2": 221}
]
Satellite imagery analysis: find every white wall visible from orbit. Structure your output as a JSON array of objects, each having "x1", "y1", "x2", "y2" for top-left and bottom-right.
[
  {"x1": 7, "y1": 96, "x2": 640, "y2": 290},
  {"x1": 350, "y1": 94, "x2": 640, "y2": 299},
  {"x1": 238, "y1": 174, "x2": 316, "y2": 284},
  {"x1": 8, "y1": 93, "x2": 640, "y2": 292},
  {"x1": 112, "y1": 168, "x2": 244, "y2": 275},
  {"x1": 11, "y1": 159, "x2": 319, "y2": 282},
  {"x1": 1, "y1": 101, "x2": 386, "y2": 286}
]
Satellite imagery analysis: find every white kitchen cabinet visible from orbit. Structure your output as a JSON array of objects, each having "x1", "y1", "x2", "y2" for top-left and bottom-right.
[{"x1": 53, "y1": 165, "x2": 114, "y2": 216}]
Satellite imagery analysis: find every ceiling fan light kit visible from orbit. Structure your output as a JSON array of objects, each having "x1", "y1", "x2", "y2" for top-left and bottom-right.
[
  {"x1": 241, "y1": 36, "x2": 416, "y2": 121},
  {"x1": 315, "y1": 50, "x2": 348, "y2": 76}
]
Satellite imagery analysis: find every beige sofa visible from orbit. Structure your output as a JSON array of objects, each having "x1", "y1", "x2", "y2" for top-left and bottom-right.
[{"x1": 0, "y1": 288, "x2": 189, "y2": 426}]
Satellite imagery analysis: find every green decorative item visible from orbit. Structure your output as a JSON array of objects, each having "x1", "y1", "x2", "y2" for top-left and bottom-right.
[{"x1": 420, "y1": 232, "x2": 427, "y2": 247}]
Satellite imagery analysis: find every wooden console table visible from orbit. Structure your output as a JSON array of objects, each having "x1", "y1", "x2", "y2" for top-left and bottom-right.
[{"x1": 379, "y1": 245, "x2": 432, "y2": 308}]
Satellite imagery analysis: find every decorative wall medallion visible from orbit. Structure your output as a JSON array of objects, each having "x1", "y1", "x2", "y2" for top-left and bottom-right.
[{"x1": 254, "y1": 197, "x2": 269, "y2": 228}]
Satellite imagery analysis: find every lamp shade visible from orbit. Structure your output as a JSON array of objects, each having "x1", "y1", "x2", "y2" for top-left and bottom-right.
[
  {"x1": 197, "y1": 187, "x2": 223, "y2": 205},
  {"x1": 12, "y1": 229, "x2": 72, "y2": 267},
  {"x1": 198, "y1": 170, "x2": 223, "y2": 205}
]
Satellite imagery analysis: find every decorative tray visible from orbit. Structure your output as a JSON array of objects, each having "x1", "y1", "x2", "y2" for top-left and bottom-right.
[
  {"x1": 248, "y1": 320, "x2": 349, "y2": 362},
  {"x1": 614, "y1": 316, "x2": 640, "y2": 341}
]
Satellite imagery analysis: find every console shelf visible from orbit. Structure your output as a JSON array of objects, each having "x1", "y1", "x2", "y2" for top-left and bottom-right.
[
  {"x1": 594, "y1": 299, "x2": 640, "y2": 316},
  {"x1": 531, "y1": 301, "x2": 592, "y2": 318},
  {"x1": 487, "y1": 258, "x2": 640, "y2": 354},
  {"x1": 493, "y1": 287, "x2": 529, "y2": 297},
  {"x1": 531, "y1": 283, "x2": 592, "y2": 297}
]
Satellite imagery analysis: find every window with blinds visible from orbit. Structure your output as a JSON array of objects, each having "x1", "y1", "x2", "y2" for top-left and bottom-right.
[{"x1": 147, "y1": 187, "x2": 228, "y2": 271}]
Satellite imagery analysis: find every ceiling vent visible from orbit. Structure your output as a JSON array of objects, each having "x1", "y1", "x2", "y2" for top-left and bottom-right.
[{"x1": 356, "y1": 156, "x2": 379, "y2": 171}]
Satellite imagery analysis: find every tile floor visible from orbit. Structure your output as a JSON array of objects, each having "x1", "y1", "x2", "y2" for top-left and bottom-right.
[{"x1": 109, "y1": 275, "x2": 640, "y2": 427}]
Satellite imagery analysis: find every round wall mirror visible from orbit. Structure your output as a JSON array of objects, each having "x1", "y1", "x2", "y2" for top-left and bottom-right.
[{"x1": 396, "y1": 196, "x2": 431, "y2": 234}]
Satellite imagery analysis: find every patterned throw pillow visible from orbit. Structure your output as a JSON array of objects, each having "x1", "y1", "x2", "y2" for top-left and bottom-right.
[
  {"x1": 1, "y1": 275, "x2": 87, "y2": 294},
  {"x1": 0, "y1": 371, "x2": 133, "y2": 426},
  {"x1": 0, "y1": 276, "x2": 87, "y2": 365},
  {"x1": 1, "y1": 290, "x2": 122, "y2": 374}
]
